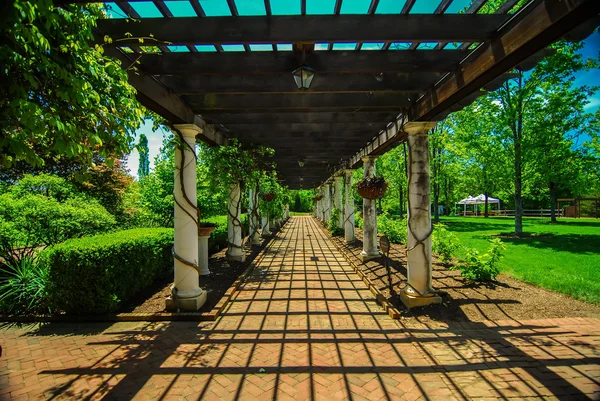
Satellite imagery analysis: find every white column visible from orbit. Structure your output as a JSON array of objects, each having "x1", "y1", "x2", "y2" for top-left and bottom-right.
[
  {"x1": 226, "y1": 181, "x2": 245, "y2": 262},
  {"x1": 361, "y1": 156, "x2": 379, "y2": 262},
  {"x1": 334, "y1": 176, "x2": 343, "y2": 229},
  {"x1": 401, "y1": 122, "x2": 442, "y2": 308},
  {"x1": 197, "y1": 230, "x2": 211, "y2": 276},
  {"x1": 261, "y1": 212, "x2": 271, "y2": 237},
  {"x1": 344, "y1": 169, "x2": 356, "y2": 243},
  {"x1": 248, "y1": 186, "x2": 261, "y2": 245},
  {"x1": 323, "y1": 182, "x2": 332, "y2": 222},
  {"x1": 172, "y1": 124, "x2": 206, "y2": 310},
  {"x1": 316, "y1": 187, "x2": 323, "y2": 220}
]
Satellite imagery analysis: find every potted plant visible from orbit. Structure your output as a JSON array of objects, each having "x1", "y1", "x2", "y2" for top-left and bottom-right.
[
  {"x1": 198, "y1": 222, "x2": 217, "y2": 237},
  {"x1": 261, "y1": 192, "x2": 276, "y2": 202},
  {"x1": 356, "y1": 177, "x2": 388, "y2": 200}
]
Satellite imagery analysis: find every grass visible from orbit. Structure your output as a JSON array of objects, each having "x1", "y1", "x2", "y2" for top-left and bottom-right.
[
  {"x1": 439, "y1": 216, "x2": 600, "y2": 304},
  {"x1": 290, "y1": 211, "x2": 311, "y2": 216}
]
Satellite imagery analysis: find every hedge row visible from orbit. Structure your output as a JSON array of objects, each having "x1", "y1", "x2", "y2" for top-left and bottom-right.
[{"x1": 42, "y1": 228, "x2": 174, "y2": 314}]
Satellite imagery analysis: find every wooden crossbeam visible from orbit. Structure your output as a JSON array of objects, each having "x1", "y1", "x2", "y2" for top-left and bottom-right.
[
  {"x1": 97, "y1": 14, "x2": 509, "y2": 45},
  {"x1": 201, "y1": 112, "x2": 397, "y2": 124},
  {"x1": 220, "y1": 123, "x2": 384, "y2": 133},
  {"x1": 159, "y1": 72, "x2": 444, "y2": 94},
  {"x1": 184, "y1": 92, "x2": 413, "y2": 111},
  {"x1": 412, "y1": 0, "x2": 600, "y2": 122},
  {"x1": 137, "y1": 51, "x2": 470, "y2": 75}
]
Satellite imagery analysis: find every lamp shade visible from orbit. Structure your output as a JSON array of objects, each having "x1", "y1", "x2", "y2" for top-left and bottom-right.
[{"x1": 292, "y1": 65, "x2": 315, "y2": 90}]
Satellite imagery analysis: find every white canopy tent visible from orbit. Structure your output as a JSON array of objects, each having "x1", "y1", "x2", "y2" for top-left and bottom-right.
[{"x1": 456, "y1": 194, "x2": 501, "y2": 216}]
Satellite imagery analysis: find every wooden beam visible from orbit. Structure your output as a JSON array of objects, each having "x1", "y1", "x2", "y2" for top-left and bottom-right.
[
  {"x1": 104, "y1": 49, "x2": 225, "y2": 146},
  {"x1": 185, "y1": 92, "x2": 413, "y2": 111},
  {"x1": 201, "y1": 111, "x2": 398, "y2": 124},
  {"x1": 412, "y1": 0, "x2": 600, "y2": 122},
  {"x1": 138, "y1": 50, "x2": 470, "y2": 75},
  {"x1": 222, "y1": 122, "x2": 385, "y2": 133},
  {"x1": 159, "y1": 72, "x2": 444, "y2": 94},
  {"x1": 97, "y1": 14, "x2": 509, "y2": 45}
]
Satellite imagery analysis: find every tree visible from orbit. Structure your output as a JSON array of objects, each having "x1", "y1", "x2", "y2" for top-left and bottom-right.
[
  {"x1": 1, "y1": 0, "x2": 145, "y2": 169},
  {"x1": 137, "y1": 134, "x2": 150, "y2": 179},
  {"x1": 487, "y1": 40, "x2": 597, "y2": 233}
]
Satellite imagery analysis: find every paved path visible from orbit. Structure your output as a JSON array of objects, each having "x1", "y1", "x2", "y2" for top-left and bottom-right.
[{"x1": 1, "y1": 216, "x2": 599, "y2": 400}]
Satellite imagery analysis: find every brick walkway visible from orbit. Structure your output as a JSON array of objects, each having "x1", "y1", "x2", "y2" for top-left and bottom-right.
[{"x1": 1, "y1": 216, "x2": 599, "y2": 400}]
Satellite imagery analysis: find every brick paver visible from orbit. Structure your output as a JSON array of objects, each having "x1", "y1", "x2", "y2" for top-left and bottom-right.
[{"x1": 1, "y1": 216, "x2": 599, "y2": 400}]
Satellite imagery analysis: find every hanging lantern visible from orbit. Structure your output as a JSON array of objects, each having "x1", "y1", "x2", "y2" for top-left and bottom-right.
[{"x1": 292, "y1": 65, "x2": 315, "y2": 90}]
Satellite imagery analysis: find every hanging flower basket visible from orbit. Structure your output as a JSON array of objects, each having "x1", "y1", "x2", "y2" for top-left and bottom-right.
[
  {"x1": 313, "y1": 195, "x2": 323, "y2": 201},
  {"x1": 261, "y1": 192, "x2": 276, "y2": 202},
  {"x1": 356, "y1": 177, "x2": 388, "y2": 200}
]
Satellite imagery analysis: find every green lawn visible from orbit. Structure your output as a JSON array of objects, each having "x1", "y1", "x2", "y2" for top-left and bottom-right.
[{"x1": 439, "y1": 216, "x2": 600, "y2": 304}]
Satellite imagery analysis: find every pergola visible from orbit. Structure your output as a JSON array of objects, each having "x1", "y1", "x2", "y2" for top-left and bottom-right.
[{"x1": 66, "y1": 0, "x2": 598, "y2": 310}]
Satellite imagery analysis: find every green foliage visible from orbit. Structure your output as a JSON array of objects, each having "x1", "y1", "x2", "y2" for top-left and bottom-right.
[
  {"x1": 42, "y1": 228, "x2": 174, "y2": 314},
  {"x1": 355, "y1": 211, "x2": 364, "y2": 230},
  {"x1": 0, "y1": 255, "x2": 50, "y2": 315},
  {"x1": 454, "y1": 238, "x2": 506, "y2": 282},
  {"x1": 327, "y1": 208, "x2": 343, "y2": 236},
  {"x1": 377, "y1": 214, "x2": 407, "y2": 244},
  {"x1": 432, "y1": 224, "x2": 461, "y2": 264},
  {"x1": 291, "y1": 190, "x2": 314, "y2": 212},
  {"x1": 0, "y1": 193, "x2": 115, "y2": 248},
  {"x1": 9, "y1": 173, "x2": 76, "y2": 201},
  {"x1": 1, "y1": 0, "x2": 145, "y2": 168},
  {"x1": 137, "y1": 134, "x2": 150, "y2": 179},
  {"x1": 259, "y1": 171, "x2": 289, "y2": 221}
]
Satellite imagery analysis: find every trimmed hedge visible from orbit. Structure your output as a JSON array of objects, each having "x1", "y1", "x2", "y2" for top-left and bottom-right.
[{"x1": 42, "y1": 228, "x2": 174, "y2": 314}]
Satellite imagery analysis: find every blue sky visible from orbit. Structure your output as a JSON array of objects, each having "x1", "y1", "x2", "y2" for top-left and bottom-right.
[{"x1": 123, "y1": 14, "x2": 599, "y2": 177}]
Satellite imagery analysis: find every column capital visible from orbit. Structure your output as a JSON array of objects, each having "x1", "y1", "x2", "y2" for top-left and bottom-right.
[
  {"x1": 361, "y1": 155, "x2": 377, "y2": 164},
  {"x1": 403, "y1": 121, "x2": 438, "y2": 135},
  {"x1": 173, "y1": 124, "x2": 203, "y2": 138},
  {"x1": 333, "y1": 176, "x2": 343, "y2": 182},
  {"x1": 344, "y1": 168, "x2": 354, "y2": 177}
]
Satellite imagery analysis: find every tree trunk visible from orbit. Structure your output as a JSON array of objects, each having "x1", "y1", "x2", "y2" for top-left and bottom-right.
[
  {"x1": 398, "y1": 184, "x2": 404, "y2": 219},
  {"x1": 484, "y1": 192, "x2": 489, "y2": 218},
  {"x1": 514, "y1": 72, "x2": 524, "y2": 236},
  {"x1": 549, "y1": 181, "x2": 557, "y2": 223}
]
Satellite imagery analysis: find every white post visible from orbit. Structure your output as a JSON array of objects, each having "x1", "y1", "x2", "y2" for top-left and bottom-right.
[
  {"x1": 172, "y1": 124, "x2": 206, "y2": 310},
  {"x1": 344, "y1": 169, "x2": 356, "y2": 243},
  {"x1": 197, "y1": 231, "x2": 211, "y2": 276},
  {"x1": 261, "y1": 212, "x2": 271, "y2": 237},
  {"x1": 323, "y1": 182, "x2": 332, "y2": 222},
  {"x1": 316, "y1": 187, "x2": 322, "y2": 220},
  {"x1": 248, "y1": 186, "x2": 261, "y2": 245},
  {"x1": 226, "y1": 181, "x2": 245, "y2": 262},
  {"x1": 361, "y1": 156, "x2": 379, "y2": 262},
  {"x1": 401, "y1": 122, "x2": 442, "y2": 308},
  {"x1": 334, "y1": 176, "x2": 343, "y2": 229}
]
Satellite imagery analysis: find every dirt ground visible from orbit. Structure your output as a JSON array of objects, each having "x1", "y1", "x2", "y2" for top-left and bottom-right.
[{"x1": 331, "y1": 230, "x2": 600, "y2": 323}]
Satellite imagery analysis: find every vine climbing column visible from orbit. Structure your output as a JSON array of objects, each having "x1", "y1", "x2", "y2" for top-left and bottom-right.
[
  {"x1": 323, "y1": 182, "x2": 332, "y2": 222},
  {"x1": 344, "y1": 169, "x2": 356, "y2": 243},
  {"x1": 172, "y1": 124, "x2": 206, "y2": 310},
  {"x1": 401, "y1": 122, "x2": 442, "y2": 308},
  {"x1": 334, "y1": 176, "x2": 343, "y2": 229},
  {"x1": 361, "y1": 156, "x2": 379, "y2": 262},
  {"x1": 227, "y1": 181, "x2": 246, "y2": 262},
  {"x1": 248, "y1": 186, "x2": 261, "y2": 245}
]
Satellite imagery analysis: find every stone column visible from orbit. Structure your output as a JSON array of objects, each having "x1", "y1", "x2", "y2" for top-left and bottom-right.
[
  {"x1": 361, "y1": 156, "x2": 379, "y2": 262},
  {"x1": 334, "y1": 176, "x2": 343, "y2": 229},
  {"x1": 226, "y1": 181, "x2": 245, "y2": 262},
  {"x1": 172, "y1": 124, "x2": 206, "y2": 310},
  {"x1": 401, "y1": 122, "x2": 442, "y2": 308},
  {"x1": 344, "y1": 169, "x2": 356, "y2": 243},
  {"x1": 316, "y1": 187, "x2": 323, "y2": 220},
  {"x1": 261, "y1": 212, "x2": 271, "y2": 237},
  {"x1": 248, "y1": 186, "x2": 261, "y2": 245},
  {"x1": 197, "y1": 230, "x2": 211, "y2": 276},
  {"x1": 323, "y1": 182, "x2": 332, "y2": 222}
]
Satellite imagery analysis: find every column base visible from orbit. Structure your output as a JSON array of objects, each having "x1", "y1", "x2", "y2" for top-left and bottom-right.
[
  {"x1": 166, "y1": 287, "x2": 207, "y2": 311},
  {"x1": 250, "y1": 236, "x2": 261, "y2": 245},
  {"x1": 226, "y1": 252, "x2": 246, "y2": 262},
  {"x1": 360, "y1": 251, "x2": 379, "y2": 263},
  {"x1": 400, "y1": 285, "x2": 442, "y2": 309}
]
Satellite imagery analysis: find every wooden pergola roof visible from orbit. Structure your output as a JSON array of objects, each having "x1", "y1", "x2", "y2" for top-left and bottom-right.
[{"x1": 69, "y1": 0, "x2": 599, "y2": 188}]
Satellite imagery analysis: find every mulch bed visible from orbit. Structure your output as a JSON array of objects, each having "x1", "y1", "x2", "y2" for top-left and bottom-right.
[
  {"x1": 120, "y1": 233, "x2": 275, "y2": 314},
  {"x1": 330, "y1": 229, "x2": 600, "y2": 323}
]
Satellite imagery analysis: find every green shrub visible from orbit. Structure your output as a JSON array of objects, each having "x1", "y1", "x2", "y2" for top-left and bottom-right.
[
  {"x1": 327, "y1": 208, "x2": 343, "y2": 236},
  {"x1": 432, "y1": 224, "x2": 461, "y2": 263},
  {"x1": 0, "y1": 255, "x2": 50, "y2": 315},
  {"x1": 453, "y1": 238, "x2": 506, "y2": 282},
  {"x1": 355, "y1": 212, "x2": 364, "y2": 229},
  {"x1": 42, "y1": 228, "x2": 174, "y2": 314},
  {"x1": 378, "y1": 214, "x2": 407, "y2": 244}
]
